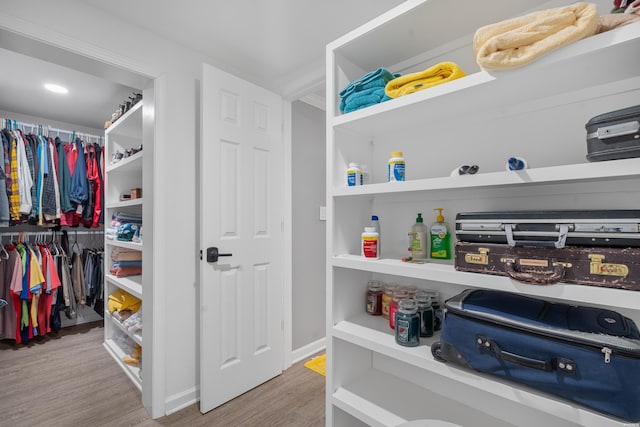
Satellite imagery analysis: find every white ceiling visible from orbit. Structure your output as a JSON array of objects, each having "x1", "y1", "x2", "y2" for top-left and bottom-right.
[{"x1": 0, "y1": 0, "x2": 405, "y2": 131}]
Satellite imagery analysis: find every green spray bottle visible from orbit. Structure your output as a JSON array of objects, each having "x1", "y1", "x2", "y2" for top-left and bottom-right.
[{"x1": 430, "y1": 208, "x2": 451, "y2": 259}]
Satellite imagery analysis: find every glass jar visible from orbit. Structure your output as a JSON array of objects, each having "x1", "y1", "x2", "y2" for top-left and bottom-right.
[
  {"x1": 365, "y1": 280, "x2": 383, "y2": 315},
  {"x1": 381, "y1": 284, "x2": 395, "y2": 319},
  {"x1": 425, "y1": 290, "x2": 442, "y2": 331},
  {"x1": 404, "y1": 285, "x2": 418, "y2": 299},
  {"x1": 389, "y1": 288, "x2": 408, "y2": 330},
  {"x1": 395, "y1": 298, "x2": 420, "y2": 347},
  {"x1": 414, "y1": 291, "x2": 434, "y2": 338}
]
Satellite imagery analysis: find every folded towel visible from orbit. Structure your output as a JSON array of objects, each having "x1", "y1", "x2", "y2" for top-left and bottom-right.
[
  {"x1": 339, "y1": 68, "x2": 401, "y2": 113},
  {"x1": 339, "y1": 67, "x2": 398, "y2": 99},
  {"x1": 342, "y1": 87, "x2": 391, "y2": 113},
  {"x1": 474, "y1": 2, "x2": 599, "y2": 70},
  {"x1": 385, "y1": 62, "x2": 466, "y2": 98}
]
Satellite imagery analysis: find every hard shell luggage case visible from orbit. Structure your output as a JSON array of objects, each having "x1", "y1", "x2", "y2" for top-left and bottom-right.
[
  {"x1": 455, "y1": 210, "x2": 640, "y2": 248},
  {"x1": 454, "y1": 241, "x2": 640, "y2": 291},
  {"x1": 432, "y1": 289, "x2": 640, "y2": 422},
  {"x1": 585, "y1": 104, "x2": 640, "y2": 162}
]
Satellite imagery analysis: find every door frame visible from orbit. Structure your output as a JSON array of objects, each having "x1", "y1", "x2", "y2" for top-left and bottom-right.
[{"x1": 0, "y1": 16, "x2": 165, "y2": 417}]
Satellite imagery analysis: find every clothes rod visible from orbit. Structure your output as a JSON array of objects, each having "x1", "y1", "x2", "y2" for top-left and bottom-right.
[
  {"x1": 0, "y1": 118, "x2": 103, "y2": 144},
  {"x1": 0, "y1": 230, "x2": 104, "y2": 236}
]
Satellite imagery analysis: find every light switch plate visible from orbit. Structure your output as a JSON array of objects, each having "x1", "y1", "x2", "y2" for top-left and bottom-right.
[{"x1": 319, "y1": 206, "x2": 326, "y2": 221}]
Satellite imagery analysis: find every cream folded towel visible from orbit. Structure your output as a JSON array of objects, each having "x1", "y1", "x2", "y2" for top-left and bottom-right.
[{"x1": 474, "y1": 2, "x2": 599, "y2": 70}]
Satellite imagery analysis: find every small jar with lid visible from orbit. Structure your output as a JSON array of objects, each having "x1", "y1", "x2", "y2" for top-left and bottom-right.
[
  {"x1": 425, "y1": 290, "x2": 442, "y2": 331},
  {"x1": 365, "y1": 280, "x2": 383, "y2": 316},
  {"x1": 414, "y1": 291, "x2": 434, "y2": 338},
  {"x1": 394, "y1": 299, "x2": 420, "y2": 347},
  {"x1": 381, "y1": 284, "x2": 395, "y2": 319},
  {"x1": 388, "y1": 288, "x2": 408, "y2": 330}
]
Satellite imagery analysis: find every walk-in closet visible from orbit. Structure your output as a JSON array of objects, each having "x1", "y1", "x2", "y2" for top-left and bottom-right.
[{"x1": 0, "y1": 34, "x2": 154, "y2": 412}]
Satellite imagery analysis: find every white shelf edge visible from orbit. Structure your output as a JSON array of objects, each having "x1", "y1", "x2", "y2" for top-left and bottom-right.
[
  {"x1": 331, "y1": 71, "x2": 494, "y2": 127},
  {"x1": 332, "y1": 315, "x2": 632, "y2": 427},
  {"x1": 106, "y1": 198, "x2": 143, "y2": 209},
  {"x1": 106, "y1": 151, "x2": 143, "y2": 173},
  {"x1": 332, "y1": 386, "x2": 406, "y2": 427},
  {"x1": 103, "y1": 339, "x2": 142, "y2": 391},
  {"x1": 107, "y1": 312, "x2": 143, "y2": 346},
  {"x1": 105, "y1": 101, "x2": 143, "y2": 136},
  {"x1": 105, "y1": 273, "x2": 142, "y2": 299},
  {"x1": 331, "y1": 254, "x2": 640, "y2": 310},
  {"x1": 106, "y1": 240, "x2": 143, "y2": 251},
  {"x1": 333, "y1": 158, "x2": 640, "y2": 197}
]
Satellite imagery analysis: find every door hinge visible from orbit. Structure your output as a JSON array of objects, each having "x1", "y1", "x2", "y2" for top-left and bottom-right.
[{"x1": 199, "y1": 250, "x2": 202, "y2": 260}]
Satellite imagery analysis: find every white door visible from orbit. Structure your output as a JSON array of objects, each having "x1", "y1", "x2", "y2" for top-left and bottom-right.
[{"x1": 199, "y1": 63, "x2": 284, "y2": 414}]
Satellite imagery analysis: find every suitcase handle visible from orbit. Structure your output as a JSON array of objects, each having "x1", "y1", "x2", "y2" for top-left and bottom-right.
[
  {"x1": 477, "y1": 336, "x2": 576, "y2": 374},
  {"x1": 505, "y1": 224, "x2": 569, "y2": 248},
  {"x1": 505, "y1": 261, "x2": 564, "y2": 285}
]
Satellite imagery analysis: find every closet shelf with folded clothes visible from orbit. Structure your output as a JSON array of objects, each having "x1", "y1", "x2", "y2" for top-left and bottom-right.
[{"x1": 330, "y1": 5, "x2": 640, "y2": 136}]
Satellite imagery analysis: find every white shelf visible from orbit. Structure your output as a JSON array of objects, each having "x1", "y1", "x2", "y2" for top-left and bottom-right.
[
  {"x1": 332, "y1": 254, "x2": 640, "y2": 311},
  {"x1": 105, "y1": 273, "x2": 142, "y2": 300},
  {"x1": 333, "y1": 314, "x2": 633, "y2": 427},
  {"x1": 333, "y1": 158, "x2": 640, "y2": 198},
  {"x1": 106, "y1": 240, "x2": 143, "y2": 251},
  {"x1": 103, "y1": 339, "x2": 142, "y2": 391},
  {"x1": 107, "y1": 312, "x2": 143, "y2": 346},
  {"x1": 327, "y1": 1, "x2": 640, "y2": 425},
  {"x1": 332, "y1": 368, "x2": 515, "y2": 427},
  {"x1": 106, "y1": 198, "x2": 143, "y2": 209},
  {"x1": 331, "y1": 23, "x2": 640, "y2": 136},
  {"x1": 105, "y1": 101, "x2": 143, "y2": 138},
  {"x1": 106, "y1": 150, "x2": 143, "y2": 174}
]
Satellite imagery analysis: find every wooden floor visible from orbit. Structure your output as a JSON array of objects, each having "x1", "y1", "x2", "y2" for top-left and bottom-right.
[{"x1": 0, "y1": 322, "x2": 325, "y2": 427}]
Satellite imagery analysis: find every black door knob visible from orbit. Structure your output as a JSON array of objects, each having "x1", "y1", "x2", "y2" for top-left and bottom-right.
[{"x1": 206, "y1": 247, "x2": 232, "y2": 263}]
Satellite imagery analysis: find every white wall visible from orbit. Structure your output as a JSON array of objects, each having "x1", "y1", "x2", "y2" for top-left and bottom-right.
[{"x1": 291, "y1": 101, "x2": 326, "y2": 350}]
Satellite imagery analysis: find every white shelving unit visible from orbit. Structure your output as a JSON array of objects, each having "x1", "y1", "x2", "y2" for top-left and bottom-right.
[
  {"x1": 326, "y1": 1, "x2": 640, "y2": 426},
  {"x1": 102, "y1": 100, "x2": 145, "y2": 391}
]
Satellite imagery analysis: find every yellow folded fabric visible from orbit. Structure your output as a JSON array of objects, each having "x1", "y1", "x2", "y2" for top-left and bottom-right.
[
  {"x1": 107, "y1": 288, "x2": 142, "y2": 314},
  {"x1": 385, "y1": 62, "x2": 466, "y2": 98},
  {"x1": 474, "y1": 2, "x2": 599, "y2": 70}
]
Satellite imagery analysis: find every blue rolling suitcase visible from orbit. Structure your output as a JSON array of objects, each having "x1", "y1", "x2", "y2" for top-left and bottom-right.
[{"x1": 432, "y1": 289, "x2": 640, "y2": 422}]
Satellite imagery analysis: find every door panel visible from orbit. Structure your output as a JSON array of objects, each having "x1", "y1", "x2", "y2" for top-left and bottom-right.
[{"x1": 199, "y1": 63, "x2": 284, "y2": 414}]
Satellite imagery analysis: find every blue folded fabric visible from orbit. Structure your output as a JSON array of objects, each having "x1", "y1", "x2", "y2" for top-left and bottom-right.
[
  {"x1": 339, "y1": 68, "x2": 400, "y2": 113},
  {"x1": 111, "y1": 260, "x2": 142, "y2": 268},
  {"x1": 342, "y1": 87, "x2": 391, "y2": 113}
]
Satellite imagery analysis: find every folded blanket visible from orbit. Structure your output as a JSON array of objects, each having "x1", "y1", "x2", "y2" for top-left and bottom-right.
[
  {"x1": 109, "y1": 266, "x2": 143, "y2": 278},
  {"x1": 385, "y1": 62, "x2": 466, "y2": 98},
  {"x1": 474, "y1": 2, "x2": 599, "y2": 70},
  {"x1": 342, "y1": 87, "x2": 390, "y2": 113},
  {"x1": 597, "y1": 12, "x2": 640, "y2": 33}
]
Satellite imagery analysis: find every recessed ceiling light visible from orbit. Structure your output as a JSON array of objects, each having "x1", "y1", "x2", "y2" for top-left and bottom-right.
[{"x1": 44, "y1": 83, "x2": 68, "y2": 94}]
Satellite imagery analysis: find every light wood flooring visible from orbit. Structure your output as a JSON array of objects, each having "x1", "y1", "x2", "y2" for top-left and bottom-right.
[{"x1": 0, "y1": 322, "x2": 325, "y2": 427}]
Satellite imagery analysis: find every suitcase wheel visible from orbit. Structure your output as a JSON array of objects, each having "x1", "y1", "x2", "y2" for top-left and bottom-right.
[{"x1": 431, "y1": 342, "x2": 446, "y2": 363}]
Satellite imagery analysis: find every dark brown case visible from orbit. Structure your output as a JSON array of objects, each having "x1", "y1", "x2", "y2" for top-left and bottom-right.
[{"x1": 455, "y1": 241, "x2": 640, "y2": 291}]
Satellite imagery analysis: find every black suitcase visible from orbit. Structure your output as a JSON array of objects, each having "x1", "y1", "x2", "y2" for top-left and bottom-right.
[
  {"x1": 432, "y1": 289, "x2": 640, "y2": 422},
  {"x1": 586, "y1": 104, "x2": 640, "y2": 162},
  {"x1": 455, "y1": 210, "x2": 640, "y2": 248}
]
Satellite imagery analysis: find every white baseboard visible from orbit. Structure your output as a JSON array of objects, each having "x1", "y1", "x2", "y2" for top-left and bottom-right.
[
  {"x1": 291, "y1": 337, "x2": 326, "y2": 365},
  {"x1": 165, "y1": 386, "x2": 199, "y2": 416}
]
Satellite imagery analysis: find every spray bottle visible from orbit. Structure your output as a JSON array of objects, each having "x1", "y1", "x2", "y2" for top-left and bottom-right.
[{"x1": 430, "y1": 208, "x2": 451, "y2": 259}]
